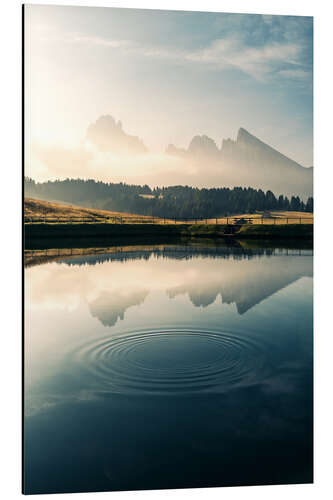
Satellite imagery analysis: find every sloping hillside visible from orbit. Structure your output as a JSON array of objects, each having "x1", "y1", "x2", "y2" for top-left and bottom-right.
[{"x1": 24, "y1": 198, "x2": 154, "y2": 220}]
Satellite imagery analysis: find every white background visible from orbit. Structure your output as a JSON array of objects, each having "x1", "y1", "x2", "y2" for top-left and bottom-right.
[{"x1": 0, "y1": 0, "x2": 332, "y2": 499}]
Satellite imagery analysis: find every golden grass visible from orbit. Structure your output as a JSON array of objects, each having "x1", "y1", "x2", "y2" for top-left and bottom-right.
[
  {"x1": 24, "y1": 198, "x2": 313, "y2": 225},
  {"x1": 24, "y1": 198, "x2": 159, "y2": 220},
  {"x1": 219, "y1": 211, "x2": 313, "y2": 225}
]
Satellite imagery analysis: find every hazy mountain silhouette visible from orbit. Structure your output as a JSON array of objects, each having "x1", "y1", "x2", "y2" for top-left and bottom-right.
[
  {"x1": 29, "y1": 113, "x2": 312, "y2": 198},
  {"x1": 167, "y1": 127, "x2": 313, "y2": 198},
  {"x1": 86, "y1": 115, "x2": 147, "y2": 154}
]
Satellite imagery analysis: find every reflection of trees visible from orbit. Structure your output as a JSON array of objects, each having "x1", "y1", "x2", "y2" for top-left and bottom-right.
[
  {"x1": 57, "y1": 247, "x2": 304, "y2": 267},
  {"x1": 25, "y1": 245, "x2": 312, "y2": 269},
  {"x1": 89, "y1": 289, "x2": 149, "y2": 327}
]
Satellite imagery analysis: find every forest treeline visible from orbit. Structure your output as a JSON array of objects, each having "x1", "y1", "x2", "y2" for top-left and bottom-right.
[{"x1": 24, "y1": 177, "x2": 314, "y2": 218}]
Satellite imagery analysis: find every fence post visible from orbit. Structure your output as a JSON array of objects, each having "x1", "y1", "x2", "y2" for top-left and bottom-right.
[
  {"x1": 175, "y1": 218, "x2": 176, "y2": 224},
  {"x1": 261, "y1": 217, "x2": 263, "y2": 224},
  {"x1": 216, "y1": 218, "x2": 217, "y2": 225},
  {"x1": 300, "y1": 217, "x2": 301, "y2": 224},
  {"x1": 287, "y1": 218, "x2": 288, "y2": 224},
  {"x1": 226, "y1": 217, "x2": 228, "y2": 225},
  {"x1": 206, "y1": 218, "x2": 207, "y2": 225}
]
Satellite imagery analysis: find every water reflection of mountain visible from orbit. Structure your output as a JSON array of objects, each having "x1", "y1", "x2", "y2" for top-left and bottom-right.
[
  {"x1": 26, "y1": 245, "x2": 313, "y2": 327},
  {"x1": 167, "y1": 257, "x2": 313, "y2": 314},
  {"x1": 89, "y1": 290, "x2": 148, "y2": 327},
  {"x1": 82, "y1": 249, "x2": 312, "y2": 326}
]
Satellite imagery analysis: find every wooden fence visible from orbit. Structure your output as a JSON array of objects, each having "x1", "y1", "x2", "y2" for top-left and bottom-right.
[{"x1": 24, "y1": 215, "x2": 313, "y2": 225}]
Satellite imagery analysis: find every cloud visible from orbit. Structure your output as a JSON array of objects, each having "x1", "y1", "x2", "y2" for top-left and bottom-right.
[
  {"x1": 185, "y1": 38, "x2": 303, "y2": 81},
  {"x1": 67, "y1": 33, "x2": 306, "y2": 83},
  {"x1": 29, "y1": 142, "x2": 92, "y2": 178},
  {"x1": 34, "y1": 27, "x2": 134, "y2": 50},
  {"x1": 278, "y1": 69, "x2": 310, "y2": 80},
  {"x1": 33, "y1": 14, "x2": 311, "y2": 84},
  {"x1": 26, "y1": 141, "x2": 191, "y2": 184},
  {"x1": 69, "y1": 34, "x2": 133, "y2": 49}
]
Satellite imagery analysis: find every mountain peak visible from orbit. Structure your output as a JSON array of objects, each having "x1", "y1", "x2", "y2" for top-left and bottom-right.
[
  {"x1": 237, "y1": 127, "x2": 259, "y2": 144},
  {"x1": 188, "y1": 135, "x2": 219, "y2": 155},
  {"x1": 86, "y1": 114, "x2": 147, "y2": 154}
]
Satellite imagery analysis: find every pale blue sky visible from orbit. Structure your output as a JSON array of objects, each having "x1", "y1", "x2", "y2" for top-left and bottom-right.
[{"x1": 25, "y1": 4, "x2": 313, "y2": 180}]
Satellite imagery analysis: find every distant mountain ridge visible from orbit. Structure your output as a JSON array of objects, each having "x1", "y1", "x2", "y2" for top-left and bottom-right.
[
  {"x1": 166, "y1": 127, "x2": 313, "y2": 198},
  {"x1": 167, "y1": 127, "x2": 309, "y2": 168},
  {"x1": 31, "y1": 113, "x2": 313, "y2": 198},
  {"x1": 81, "y1": 115, "x2": 312, "y2": 197},
  {"x1": 223, "y1": 127, "x2": 309, "y2": 172}
]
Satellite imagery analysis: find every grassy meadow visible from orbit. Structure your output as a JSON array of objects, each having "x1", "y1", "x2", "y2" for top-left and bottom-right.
[{"x1": 24, "y1": 198, "x2": 313, "y2": 225}]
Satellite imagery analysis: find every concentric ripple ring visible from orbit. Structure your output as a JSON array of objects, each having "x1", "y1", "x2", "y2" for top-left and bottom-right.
[{"x1": 70, "y1": 328, "x2": 272, "y2": 395}]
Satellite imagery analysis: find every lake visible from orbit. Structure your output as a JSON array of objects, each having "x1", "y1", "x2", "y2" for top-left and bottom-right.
[{"x1": 24, "y1": 243, "x2": 313, "y2": 494}]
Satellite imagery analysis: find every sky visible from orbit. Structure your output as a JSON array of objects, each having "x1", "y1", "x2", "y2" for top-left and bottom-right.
[{"x1": 24, "y1": 5, "x2": 313, "y2": 183}]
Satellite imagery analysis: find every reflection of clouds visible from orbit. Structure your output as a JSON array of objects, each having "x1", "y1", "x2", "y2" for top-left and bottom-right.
[
  {"x1": 25, "y1": 390, "x2": 101, "y2": 417},
  {"x1": 262, "y1": 360, "x2": 311, "y2": 395},
  {"x1": 25, "y1": 256, "x2": 191, "y2": 313},
  {"x1": 25, "y1": 265, "x2": 92, "y2": 311},
  {"x1": 89, "y1": 289, "x2": 149, "y2": 327}
]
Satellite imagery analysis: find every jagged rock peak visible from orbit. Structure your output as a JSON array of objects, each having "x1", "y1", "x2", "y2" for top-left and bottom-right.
[
  {"x1": 86, "y1": 114, "x2": 147, "y2": 154},
  {"x1": 188, "y1": 135, "x2": 219, "y2": 155},
  {"x1": 237, "y1": 127, "x2": 257, "y2": 143},
  {"x1": 165, "y1": 144, "x2": 187, "y2": 156},
  {"x1": 237, "y1": 127, "x2": 277, "y2": 152}
]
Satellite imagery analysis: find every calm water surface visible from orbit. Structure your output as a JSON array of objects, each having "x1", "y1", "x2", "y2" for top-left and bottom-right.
[{"x1": 24, "y1": 244, "x2": 313, "y2": 493}]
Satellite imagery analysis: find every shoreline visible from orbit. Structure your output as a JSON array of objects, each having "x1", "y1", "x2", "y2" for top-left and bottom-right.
[{"x1": 24, "y1": 240, "x2": 313, "y2": 269}]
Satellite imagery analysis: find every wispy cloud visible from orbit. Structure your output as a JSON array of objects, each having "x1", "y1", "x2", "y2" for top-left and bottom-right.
[
  {"x1": 184, "y1": 37, "x2": 304, "y2": 82},
  {"x1": 70, "y1": 34, "x2": 133, "y2": 49},
  {"x1": 31, "y1": 9, "x2": 312, "y2": 86},
  {"x1": 38, "y1": 27, "x2": 309, "y2": 84},
  {"x1": 277, "y1": 68, "x2": 310, "y2": 80}
]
